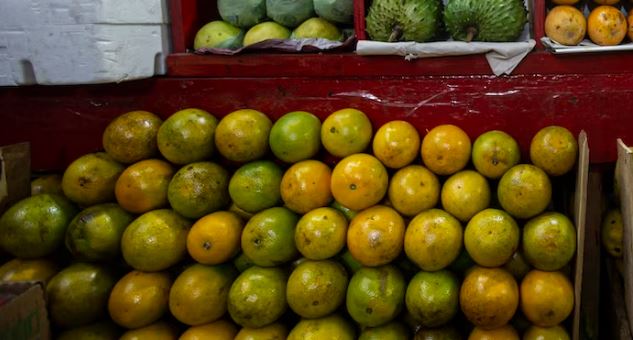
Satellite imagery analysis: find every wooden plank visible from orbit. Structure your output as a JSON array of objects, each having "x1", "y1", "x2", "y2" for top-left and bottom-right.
[
  {"x1": 573, "y1": 131, "x2": 589, "y2": 340},
  {"x1": 616, "y1": 139, "x2": 633, "y2": 335},
  {"x1": 605, "y1": 258, "x2": 632, "y2": 340}
]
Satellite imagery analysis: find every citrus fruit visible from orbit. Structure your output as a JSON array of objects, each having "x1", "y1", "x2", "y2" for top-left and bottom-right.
[
  {"x1": 229, "y1": 160, "x2": 283, "y2": 213},
  {"x1": 180, "y1": 320, "x2": 239, "y2": 340},
  {"x1": 503, "y1": 251, "x2": 532, "y2": 280},
  {"x1": 47, "y1": 263, "x2": 116, "y2": 328},
  {"x1": 545, "y1": 5, "x2": 587, "y2": 46},
  {"x1": 338, "y1": 249, "x2": 363, "y2": 274},
  {"x1": 114, "y1": 159, "x2": 173, "y2": 214},
  {"x1": 291, "y1": 17, "x2": 343, "y2": 40},
  {"x1": 602, "y1": 209, "x2": 623, "y2": 257},
  {"x1": 406, "y1": 270, "x2": 459, "y2": 327},
  {"x1": 215, "y1": 109, "x2": 272, "y2": 162},
  {"x1": 233, "y1": 252, "x2": 256, "y2": 272},
  {"x1": 388, "y1": 165, "x2": 440, "y2": 217},
  {"x1": 468, "y1": 325, "x2": 519, "y2": 340},
  {"x1": 359, "y1": 322, "x2": 410, "y2": 340},
  {"x1": 449, "y1": 248, "x2": 476, "y2": 274},
  {"x1": 372, "y1": 120, "x2": 420, "y2": 169},
  {"x1": 331, "y1": 200, "x2": 358, "y2": 221},
  {"x1": 187, "y1": 211, "x2": 243, "y2": 265},
  {"x1": 523, "y1": 212, "x2": 576, "y2": 271},
  {"x1": 31, "y1": 174, "x2": 63, "y2": 196},
  {"x1": 530, "y1": 126, "x2": 578, "y2": 176},
  {"x1": 415, "y1": 326, "x2": 461, "y2": 339},
  {"x1": 472, "y1": 130, "x2": 520, "y2": 179},
  {"x1": 120, "y1": 321, "x2": 179, "y2": 340},
  {"x1": 287, "y1": 260, "x2": 348, "y2": 318},
  {"x1": 520, "y1": 270, "x2": 574, "y2": 327},
  {"x1": 229, "y1": 202, "x2": 255, "y2": 220},
  {"x1": 108, "y1": 270, "x2": 171, "y2": 329},
  {"x1": 170, "y1": 264, "x2": 238, "y2": 326},
  {"x1": 465, "y1": 209, "x2": 520, "y2": 267},
  {"x1": 194, "y1": 21, "x2": 244, "y2": 49},
  {"x1": 228, "y1": 266, "x2": 288, "y2": 328},
  {"x1": 241, "y1": 207, "x2": 299, "y2": 266},
  {"x1": 235, "y1": 323, "x2": 288, "y2": 340},
  {"x1": 460, "y1": 266, "x2": 519, "y2": 330},
  {"x1": 552, "y1": 0, "x2": 579, "y2": 4},
  {"x1": 121, "y1": 209, "x2": 191, "y2": 272},
  {"x1": 346, "y1": 265, "x2": 406, "y2": 327},
  {"x1": 281, "y1": 160, "x2": 333, "y2": 213},
  {"x1": 102, "y1": 110, "x2": 162, "y2": 164},
  {"x1": 629, "y1": 9, "x2": 633, "y2": 41},
  {"x1": 498, "y1": 164, "x2": 552, "y2": 219},
  {"x1": 62, "y1": 152, "x2": 124, "y2": 206},
  {"x1": 347, "y1": 205, "x2": 405, "y2": 266},
  {"x1": 331, "y1": 153, "x2": 388, "y2": 211},
  {"x1": 421, "y1": 124, "x2": 471, "y2": 176},
  {"x1": 65, "y1": 203, "x2": 133, "y2": 261},
  {"x1": 244, "y1": 22, "x2": 291, "y2": 46},
  {"x1": 0, "y1": 194, "x2": 77, "y2": 258},
  {"x1": 0, "y1": 258, "x2": 58, "y2": 283},
  {"x1": 57, "y1": 321, "x2": 121, "y2": 340},
  {"x1": 295, "y1": 207, "x2": 348, "y2": 260},
  {"x1": 288, "y1": 314, "x2": 355, "y2": 340},
  {"x1": 524, "y1": 325, "x2": 570, "y2": 340},
  {"x1": 156, "y1": 108, "x2": 218, "y2": 164},
  {"x1": 269, "y1": 111, "x2": 321, "y2": 163},
  {"x1": 441, "y1": 170, "x2": 491, "y2": 222},
  {"x1": 321, "y1": 108, "x2": 373, "y2": 157},
  {"x1": 168, "y1": 162, "x2": 230, "y2": 219},
  {"x1": 587, "y1": 6, "x2": 627, "y2": 46},
  {"x1": 404, "y1": 209, "x2": 462, "y2": 271}
]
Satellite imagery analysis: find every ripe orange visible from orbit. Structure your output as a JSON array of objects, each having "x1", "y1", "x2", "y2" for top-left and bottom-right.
[
  {"x1": 441, "y1": 170, "x2": 491, "y2": 222},
  {"x1": 102, "y1": 110, "x2": 162, "y2": 164},
  {"x1": 215, "y1": 109, "x2": 272, "y2": 162},
  {"x1": 321, "y1": 108, "x2": 373, "y2": 158},
  {"x1": 286, "y1": 260, "x2": 348, "y2": 318},
  {"x1": 241, "y1": 207, "x2": 299, "y2": 266},
  {"x1": 388, "y1": 165, "x2": 440, "y2": 217},
  {"x1": 295, "y1": 207, "x2": 348, "y2": 260},
  {"x1": 404, "y1": 209, "x2": 462, "y2": 271},
  {"x1": 269, "y1": 111, "x2": 322, "y2": 163},
  {"x1": 465, "y1": 209, "x2": 520, "y2": 267},
  {"x1": 288, "y1": 314, "x2": 355, "y2": 340},
  {"x1": 180, "y1": 320, "x2": 239, "y2": 340},
  {"x1": 115, "y1": 159, "x2": 174, "y2": 214},
  {"x1": 472, "y1": 130, "x2": 520, "y2": 179},
  {"x1": 0, "y1": 258, "x2": 58, "y2": 284},
  {"x1": 229, "y1": 160, "x2": 283, "y2": 213},
  {"x1": 235, "y1": 323, "x2": 288, "y2": 340},
  {"x1": 468, "y1": 325, "x2": 519, "y2": 340},
  {"x1": 168, "y1": 162, "x2": 230, "y2": 219},
  {"x1": 331, "y1": 153, "x2": 388, "y2": 211},
  {"x1": 602, "y1": 209, "x2": 623, "y2": 257},
  {"x1": 347, "y1": 205, "x2": 405, "y2": 266},
  {"x1": 62, "y1": 152, "x2": 124, "y2": 206},
  {"x1": 593, "y1": 0, "x2": 620, "y2": 5},
  {"x1": 421, "y1": 124, "x2": 471, "y2": 176},
  {"x1": 520, "y1": 270, "x2": 574, "y2": 327},
  {"x1": 280, "y1": 160, "x2": 333, "y2": 214},
  {"x1": 523, "y1": 325, "x2": 570, "y2": 340},
  {"x1": 498, "y1": 164, "x2": 552, "y2": 219},
  {"x1": 372, "y1": 120, "x2": 420, "y2": 169},
  {"x1": 545, "y1": 6, "x2": 587, "y2": 46},
  {"x1": 120, "y1": 321, "x2": 179, "y2": 340},
  {"x1": 587, "y1": 6, "x2": 627, "y2": 46},
  {"x1": 157, "y1": 108, "x2": 218, "y2": 164},
  {"x1": 530, "y1": 126, "x2": 578, "y2": 176},
  {"x1": 551, "y1": 0, "x2": 579, "y2": 5},
  {"x1": 187, "y1": 211, "x2": 244, "y2": 265},
  {"x1": 629, "y1": 9, "x2": 633, "y2": 41},
  {"x1": 523, "y1": 212, "x2": 576, "y2": 271}
]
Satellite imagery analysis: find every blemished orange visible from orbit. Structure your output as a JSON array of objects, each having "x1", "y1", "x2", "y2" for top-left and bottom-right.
[
  {"x1": 587, "y1": 6, "x2": 627, "y2": 46},
  {"x1": 120, "y1": 321, "x2": 179, "y2": 340},
  {"x1": 102, "y1": 110, "x2": 162, "y2": 164},
  {"x1": 280, "y1": 160, "x2": 333, "y2": 214},
  {"x1": 115, "y1": 159, "x2": 174, "y2": 214},
  {"x1": 404, "y1": 209, "x2": 462, "y2": 271},
  {"x1": 530, "y1": 125, "x2": 578, "y2": 176},
  {"x1": 321, "y1": 108, "x2": 373, "y2": 158},
  {"x1": 545, "y1": 6, "x2": 587, "y2": 46},
  {"x1": 520, "y1": 270, "x2": 574, "y2": 327},
  {"x1": 295, "y1": 207, "x2": 348, "y2": 260},
  {"x1": 180, "y1": 320, "x2": 239, "y2": 340},
  {"x1": 421, "y1": 124, "x2": 472, "y2": 176},
  {"x1": 331, "y1": 153, "x2": 388, "y2": 211},
  {"x1": 187, "y1": 211, "x2": 244, "y2": 265},
  {"x1": 388, "y1": 165, "x2": 440, "y2": 217},
  {"x1": 235, "y1": 323, "x2": 288, "y2": 340},
  {"x1": 215, "y1": 109, "x2": 272, "y2": 163},
  {"x1": 347, "y1": 205, "x2": 405, "y2": 267},
  {"x1": 372, "y1": 120, "x2": 420, "y2": 169}
]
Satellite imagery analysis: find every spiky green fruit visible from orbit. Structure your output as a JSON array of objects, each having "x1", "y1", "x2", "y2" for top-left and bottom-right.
[
  {"x1": 444, "y1": 0, "x2": 528, "y2": 42},
  {"x1": 365, "y1": 0, "x2": 442, "y2": 42}
]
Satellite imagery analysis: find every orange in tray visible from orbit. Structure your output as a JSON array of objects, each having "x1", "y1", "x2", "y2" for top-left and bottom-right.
[
  {"x1": 587, "y1": 6, "x2": 627, "y2": 46},
  {"x1": 545, "y1": 6, "x2": 587, "y2": 46}
]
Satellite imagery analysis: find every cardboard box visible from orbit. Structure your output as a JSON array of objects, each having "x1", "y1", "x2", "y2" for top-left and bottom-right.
[
  {"x1": 0, "y1": 282, "x2": 50, "y2": 340},
  {"x1": 0, "y1": 143, "x2": 31, "y2": 215}
]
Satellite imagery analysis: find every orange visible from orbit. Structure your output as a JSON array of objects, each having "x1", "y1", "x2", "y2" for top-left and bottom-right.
[
  {"x1": 330, "y1": 200, "x2": 358, "y2": 221},
  {"x1": 233, "y1": 252, "x2": 255, "y2": 272},
  {"x1": 472, "y1": 130, "x2": 520, "y2": 179},
  {"x1": 629, "y1": 9, "x2": 633, "y2": 41},
  {"x1": 108, "y1": 270, "x2": 171, "y2": 329},
  {"x1": 102, "y1": 110, "x2": 162, "y2": 164},
  {"x1": 468, "y1": 325, "x2": 519, "y2": 340},
  {"x1": 594, "y1": 0, "x2": 619, "y2": 4},
  {"x1": 359, "y1": 322, "x2": 409, "y2": 340},
  {"x1": 388, "y1": 165, "x2": 440, "y2": 217},
  {"x1": 441, "y1": 170, "x2": 491, "y2": 222},
  {"x1": 0, "y1": 258, "x2": 58, "y2": 283},
  {"x1": 157, "y1": 108, "x2": 218, "y2": 164},
  {"x1": 521, "y1": 270, "x2": 574, "y2": 327},
  {"x1": 288, "y1": 314, "x2": 355, "y2": 340},
  {"x1": 404, "y1": 209, "x2": 462, "y2": 271},
  {"x1": 31, "y1": 174, "x2": 63, "y2": 196},
  {"x1": 415, "y1": 327, "x2": 461, "y2": 339},
  {"x1": 269, "y1": 111, "x2": 322, "y2": 163},
  {"x1": 460, "y1": 266, "x2": 519, "y2": 330},
  {"x1": 168, "y1": 162, "x2": 230, "y2": 219},
  {"x1": 241, "y1": 207, "x2": 299, "y2": 266},
  {"x1": 229, "y1": 202, "x2": 255, "y2": 220},
  {"x1": 121, "y1": 209, "x2": 191, "y2": 272},
  {"x1": 421, "y1": 124, "x2": 471, "y2": 176},
  {"x1": 57, "y1": 321, "x2": 121, "y2": 340},
  {"x1": 170, "y1": 264, "x2": 238, "y2": 326},
  {"x1": 498, "y1": 164, "x2": 552, "y2": 219},
  {"x1": 187, "y1": 211, "x2": 243, "y2": 265},
  {"x1": 281, "y1": 160, "x2": 333, "y2": 213},
  {"x1": 406, "y1": 270, "x2": 459, "y2": 327},
  {"x1": 347, "y1": 205, "x2": 405, "y2": 266},
  {"x1": 120, "y1": 321, "x2": 179, "y2": 340},
  {"x1": 338, "y1": 249, "x2": 363, "y2": 274},
  {"x1": 61, "y1": 152, "x2": 124, "y2": 206},
  {"x1": 551, "y1": 0, "x2": 579, "y2": 4},
  {"x1": 331, "y1": 153, "x2": 388, "y2": 211},
  {"x1": 180, "y1": 320, "x2": 238, "y2": 340},
  {"x1": 465, "y1": 209, "x2": 520, "y2": 267},
  {"x1": 346, "y1": 265, "x2": 405, "y2": 327},
  {"x1": 295, "y1": 207, "x2": 348, "y2": 260},
  {"x1": 229, "y1": 160, "x2": 283, "y2": 213},
  {"x1": 372, "y1": 120, "x2": 420, "y2": 169},
  {"x1": 523, "y1": 212, "x2": 576, "y2": 271},
  {"x1": 524, "y1": 325, "x2": 570, "y2": 340},
  {"x1": 115, "y1": 159, "x2": 174, "y2": 214},
  {"x1": 286, "y1": 260, "x2": 348, "y2": 318},
  {"x1": 587, "y1": 6, "x2": 627, "y2": 46},
  {"x1": 530, "y1": 126, "x2": 578, "y2": 176},
  {"x1": 545, "y1": 6, "x2": 587, "y2": 46},
  {"x1": 235, "y1": 323, "x2": 288, "y2": 340},
  {"x1": 503, "y1": 251, "x2": 532, "y2": 280},
  {"x1": 602, "y1": 209, "x2": 623, "y2": 257},
  {"x1": 215, "y1": 109, "x2": 272, "y2": 162},
  {"x1": 321, "y1": 108, "x2": 373, "y2": 158}
]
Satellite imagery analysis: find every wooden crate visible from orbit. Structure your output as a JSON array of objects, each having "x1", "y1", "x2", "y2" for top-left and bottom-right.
[{"x1": 616, "y1": 139, "x2": 633, "y2": 335}]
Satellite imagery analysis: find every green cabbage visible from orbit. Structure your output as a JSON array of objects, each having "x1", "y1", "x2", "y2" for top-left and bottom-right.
[
  {"x1": 314, "y1": 0, "x2": 353, "y2": 24},
  {"x1": 266, "y1": 0, "x2": 315, "y2": 27},
  {"x1": 218, "y1": 0, "x2": 267, "y2": 28}
]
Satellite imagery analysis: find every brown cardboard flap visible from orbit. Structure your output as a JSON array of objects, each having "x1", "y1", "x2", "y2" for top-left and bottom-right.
[
  {"x1": 0, "y1": 281, "x2": 50, "y2": 340},
  {"x1": 616, "y1": 138, "x2": 633, "y2": 336},
  {"x1": 0, "y1": 143, "x2": 31, "y2": 215},
  {"x1": 572, "y1": 131, "x2": 589, "y2": 340}
]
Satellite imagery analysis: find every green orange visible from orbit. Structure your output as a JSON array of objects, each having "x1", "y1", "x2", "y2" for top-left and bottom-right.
[
  {"x1": 321, "y1": 108, "x2": 373, "y2": 158},
  {"x1": 286, "y1": 260, "x2": 348, "y2": 318},
  {"x1": 241, "y1": 207, "x2": 299, "y2": 266},
  {"x1": 406, "y1": 270, "x2": 459, "y2": 327},
  {"x1": 465, "y1": 209, "x2": 520, "y2": 267},
  {"x1": 215, "y1": 109, "x2": 272, "y2": 162},
  {"x1": 359, "y1": 322, "x2": 409, "y2": 340},
  {"x1": 498, "y1": 164, "x2": 552, "y2": 219},
  {"x1": 523, "y1": 212, "x2": 576, "y2": 271},
  {"x1": 404, "y1": 209, "x2": 462, "y2": 271},
  {"x1": 269, "y1": 111, "x2": 322, "y2": 163},
  {"x1": 0, "y1": 258, "x2": 59, "y2": 284},
  {"x1": 288, "y1": 314, "x2": 355, "y2": 340},
  {"x1": 168, "y1": 162, "x2": 230, "y2": 219},
  {"x1": 62, "y1": 152, "x2": 124, "y2": 206},
  {"x1": 57, "y1": 321, "x2": 121, "y2": 340},
  {"x1": 157, "y1": 108, "x2": 218, "y2": 164},
  {"x1": 472, "y1": 130, "x2": 521, "y2": 179},
  {"x1": 229, "y1": 160, "x2": 283, "y2": 213},
  {"x1": 31, "y1": 174, "x2": 63, "y2": 196},
  {"x1": 235, "y1": 323, "x2": 288, "y2": 340},
  {"x1": 530, "y1": 125, "x2": 578, "y2": 176},
  {"x1": 102, "y1": 110, "x2": 163, "y2": 164}
]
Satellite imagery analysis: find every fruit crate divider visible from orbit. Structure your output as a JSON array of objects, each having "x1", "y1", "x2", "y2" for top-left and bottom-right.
[
  {"x1": 573, "y1": 131, "x2": 588, "y2": 340},
  {"x1": 616, "y1": 139, "x2": 633, "y2": 336}
]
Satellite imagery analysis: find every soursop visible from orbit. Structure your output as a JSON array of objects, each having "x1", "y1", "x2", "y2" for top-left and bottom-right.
[
  {"x1": 314, "y1": 0, "x2": 354, "y2": 24},
  {"x1": 267, "y1": 0, "x2": 315, "y2": 27},
  {"x1": 443, "y1": 0, "x2": 528, "y2": 42},
  {"x1": 218, "y1": 0, "x2": 267, "y2": 28},
  {"x1": 366, "y1": 0, "x2": 442, "y2": 42}
]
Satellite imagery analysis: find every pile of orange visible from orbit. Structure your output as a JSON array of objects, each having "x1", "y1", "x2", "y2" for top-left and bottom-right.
[{"x1": 0, "y1": 106, "x2": 580, "y2": 339}]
